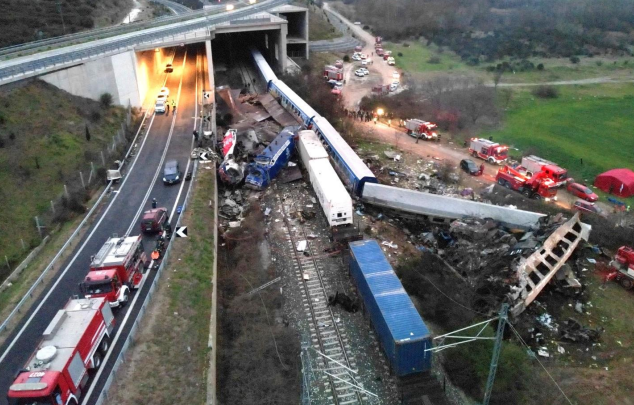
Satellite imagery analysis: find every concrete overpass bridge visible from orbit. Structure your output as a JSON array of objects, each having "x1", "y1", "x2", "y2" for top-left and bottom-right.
[{"x1": 0, "y1": 0, "x2": 308, "y2": 106}]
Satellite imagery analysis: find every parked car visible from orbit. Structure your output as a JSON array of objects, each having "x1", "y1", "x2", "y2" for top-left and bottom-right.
[
  {"x1": 359, "y1": 68, "x2": 369, "y2": 75},
  {"x1": 165, "y1": 63, "x2": 173, "y2": 73},
  {"x1": 158, "y1": 87, "x2": 170, "y2": 98},
  {"x1": 460, "y1": 159, "x2": 481, "y2": 176},
  {"x1": 163, "y1": 159, "x2": 182, "y2": 185},
  {"x1": 573, "y1": 199, "x2": 606, "y2": 216},
  {"x1": 354, "y1": 21, "x2": 361, "y2": 25},
  {"x1": 355, "y1": 69, "x2": 366, "y2": 77},
  {"x1": 140, "y1": 207, "x2": 169, "y2": 233},
  {"x1": 327, "y1": 79, "x2": 343, "y2": 88},
  {"x1": 361, "y1": 59, "x2": 368, "y2": 66},
  {"x1": 351, "y1": 54, "x2": 361, "y2": 61},
  {"x1": 331, "y1": 87, "x2": 342, "y2": 96},
  {"x1": 156, "y1": 94, "x2": 168, "y2": 103},
  {"x1": 567, "y1": 182, "x2": 598, "y2": 202},
  {"x1": 392, "y1": 71, "x2": 400, "y2": 80},
  {"x1": 389, "y1": 82, "x2": 398, "y2": 92},
  {"x1": 360, "y1": 53, "x2": 367, "y2": 59}
]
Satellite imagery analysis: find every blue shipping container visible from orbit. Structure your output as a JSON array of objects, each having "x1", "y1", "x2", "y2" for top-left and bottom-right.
[{"x1": 348, "y1": 239, "x2": 432, "y2": 375}]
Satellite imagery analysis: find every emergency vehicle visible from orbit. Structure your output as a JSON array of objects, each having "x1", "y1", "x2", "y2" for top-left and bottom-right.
[
  {"x1": 496, "y1": 165, "x2": 558, "y2": 201},
  {"x1": 7, "y1": 298, "x2": 114, "y2": 405},
  {"x1": 80, "y1": 235, "x2": 147, "y2": 308},
  {"x1": 469, "y1": 138, "x2": 509, "y2": 164},
  {"x1": 520, "y1": 155, "x2": 570, "y2": 187}
]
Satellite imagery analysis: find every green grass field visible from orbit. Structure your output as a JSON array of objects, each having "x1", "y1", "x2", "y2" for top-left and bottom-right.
[
  {"x1": 0, "y1": 81, "x2": 126, "y2": 269},
  {"x1": 383, "y1": 41, "x2": 466, "y2": 73},
  {"x1": 482, "y1": 84, "x2": 634, "y2": 202}
]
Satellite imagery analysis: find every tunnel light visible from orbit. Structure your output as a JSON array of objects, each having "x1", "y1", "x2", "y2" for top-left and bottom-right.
[
  {"x1": 226, "y1": 4, "x2": 235, "y2": 10},
  {"x1": 155, "y1": 48, "x2": 160, "y2": 52},
  {"x1": 249, "y1": 0, "x2": 257, "y2": 3}
]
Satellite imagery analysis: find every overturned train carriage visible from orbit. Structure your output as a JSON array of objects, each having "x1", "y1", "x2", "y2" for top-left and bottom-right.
[{"x1": 349, "y1": 240, "x2": 432, "y2": 375}]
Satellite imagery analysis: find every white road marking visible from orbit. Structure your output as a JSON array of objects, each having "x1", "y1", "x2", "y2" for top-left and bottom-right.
[
  {"x1": 81, "y1": 49, "x2": 201, "y2": 405},
  {"x1": 0, "y1": 112, "x2": 157, "y2": 365}
]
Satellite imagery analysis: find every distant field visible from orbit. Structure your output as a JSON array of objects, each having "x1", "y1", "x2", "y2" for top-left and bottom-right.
[
  {"x1": 483, "y1": 83, "x2": 634, "y2": 195},
  {"x1": 383, "y1": 41, "x2": 466, "y2": 73}
]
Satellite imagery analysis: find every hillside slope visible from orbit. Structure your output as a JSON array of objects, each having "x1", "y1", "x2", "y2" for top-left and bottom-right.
[
  {"x1": 0, "y1": 80, "x2": 128, "y2": 274},
  {"x1": 0, "y1": 0, "x2": 133, "y2": 48}
]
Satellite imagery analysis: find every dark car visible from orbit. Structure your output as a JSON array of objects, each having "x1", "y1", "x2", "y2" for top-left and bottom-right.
[
  {"x1": 163, "y1": 159, "x2": 181, "y2": 185},
  {"x1": 165, "y1": 63, "x2": 173, "y2": 73},
  {"x1": 140, "y1": 207, "x2": 169, "y2": 233},
  {"x1": 460, "y1": 159, "x2": 480, "y2": 176},
  {"x1": 573, "y1": 200, "x2": 606, "y2": 217},
  {"x1": 567, "y1": 182, "x2": 598, "y2": 202}
]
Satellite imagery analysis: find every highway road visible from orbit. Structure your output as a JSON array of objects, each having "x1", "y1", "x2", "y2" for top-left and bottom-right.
[{"x1": 0, "y1": 45, "x2": 203, "y2": 405}]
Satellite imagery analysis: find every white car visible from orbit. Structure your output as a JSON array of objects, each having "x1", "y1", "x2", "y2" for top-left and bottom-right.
[
  {"x1": 360, "y1": 53, "x2": 367, "y2": 59},
  {"x1": 361, "y1": 59, "x2": 368, "y2": 65},
  {"x1": 156, "y1": 94, "x2": 168, "y2": 103},
  {"x1": 387, "y1": 57, "x2": 396, "y2": 66},
  {"x1": 354, "y1": 21, "x2": 361, "y2": 25},
  {"x1": 355, "y1": 69, "x2": 366, "y2": 77},
  {"x1": 328, "y1": 79, "x2": 344, "y2": 87},
  {"x1": 359, "y1": 68, "x2": 369, "y2": 75},
  {"x1": 155, "y1": 100, "x2": 166, "y2": 113},
  {"x1": 159, "y1": 87, "x2": 169, "y2": 98},
  {"x1": 390, "y1": 82, "x2": 398, "y2": 92},
  {"x1": 351, "y1": 55, "x2": 361, "y2": 61},
  {"x1": 392, "y1": 71, "x2": 400, "y2": 80}
]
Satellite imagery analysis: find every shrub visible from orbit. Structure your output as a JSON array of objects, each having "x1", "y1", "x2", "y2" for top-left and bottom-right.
[
  {"x1": 363, "y1": 25, "x2": 369, "y2": 30},
  {"x1": 397, "y1": 52, "x2": 403, "y2": 57},
  {"x1": 596, "y1": 60, "x2": 603, "y2": 66},
  {"x1": 90, "y1": 110, "x2": 101, "y2": 122},
  {"x1": 569, "y1": 56, "x2": 580, "y2": 64},
  {"x1": 99, "y1": 93, "x2": 113, "y2": 108},
  {"x1": 428, "y1": 56, "x2": 441, "y2": 64},
  {"x1": 403, "y1": 43, "x2": 410, "y2": 47},
  {"x1": 343, "y1": 55, "x2": 350, "y2": 62},
  {"x1": 532, "y1": 85, "x2": 559, "y2": 99},
  {"x1": 223, "y1": 113, "x2": 233, "y2": 124},
  {"x1": 537, "y1": 63, "x2": 544, "y2": 70}
]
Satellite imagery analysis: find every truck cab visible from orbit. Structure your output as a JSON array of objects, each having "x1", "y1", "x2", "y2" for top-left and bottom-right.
[
  {"x1": 81, "y1": 236, "x2": 147, "y2": 308},
  {"x1": 81, "y1": 270, "x2": 130, "y2": 308}
]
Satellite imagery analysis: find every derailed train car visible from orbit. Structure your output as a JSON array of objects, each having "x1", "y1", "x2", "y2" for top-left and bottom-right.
[{"x1": 349, "y1": 239, "x2": 433, "y2": 375}]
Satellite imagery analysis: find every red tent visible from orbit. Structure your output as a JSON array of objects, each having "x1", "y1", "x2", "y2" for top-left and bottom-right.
[{"x1": 594, "y1": 169, "x2": 634, "y2": 197}]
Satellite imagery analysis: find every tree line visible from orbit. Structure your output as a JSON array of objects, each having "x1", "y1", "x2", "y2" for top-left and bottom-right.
[{"x1": 344, "y1": 0, "x2": 634, "y2": 61}]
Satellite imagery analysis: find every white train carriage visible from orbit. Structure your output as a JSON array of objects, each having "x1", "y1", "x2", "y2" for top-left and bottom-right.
[
  {"x1": 311, "y1": 116, "x2": 377, "y2": 196},
  {"x1": 308, "y1": 159, "x2": 353, "y2": 227},
  {"x1": 298, "y1": 130, "x2": 329, "y2": 169}
]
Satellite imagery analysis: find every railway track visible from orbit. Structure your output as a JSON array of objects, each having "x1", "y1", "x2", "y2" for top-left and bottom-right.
[
  {"x1": 236, "y1": 57, "x2": 258, "y2": 94},
  {"x1": 277, "y1": 195, "x2": 367, "y2": 405}
]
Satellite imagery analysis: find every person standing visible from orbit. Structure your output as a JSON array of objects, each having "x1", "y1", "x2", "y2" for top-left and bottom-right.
[
  {"x1": 171, "y1": 100, "x2": 176, "y2": 114},
  {"x1": 480, "y1": 164, "x2": 485, "y2": 176},
  {"x1": 152, "y1": 198, "x2": 157, "y2": 209}
]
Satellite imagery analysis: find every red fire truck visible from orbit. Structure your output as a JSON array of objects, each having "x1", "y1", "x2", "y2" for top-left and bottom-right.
[
  {"x1": 469, "y1": 138, "x2": 509, "y2": 164},
  {"x1": 7, "y1": 298, "x2": 114, "y2": 405},
  {"x1": 606, "y1": 246, "x2": 634, "y2": 289},
  {"x1": 80, "y1": 235, "x2": 147, "y2": 308},
  {"x1": 520, "y1": 155, "x2": 571, "y2": 187},
  {"x1": 496, "y1": 165, "x2": 558, "y2": 201},
  {"x1": 405, "y1": 119, "x2": 439, "y2": 141},
  {"x1": 323, "y1": 67, "x2": 343, "y2": 81}
]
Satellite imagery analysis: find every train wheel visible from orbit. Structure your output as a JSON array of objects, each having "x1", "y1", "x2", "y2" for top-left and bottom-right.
[{"x1": 620, "y1": 278, "x2": 634, "y2": 290}]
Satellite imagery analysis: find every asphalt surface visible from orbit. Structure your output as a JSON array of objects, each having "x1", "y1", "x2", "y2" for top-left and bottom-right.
[{"x1": 0, "y1": 44, "x2": 203, "y2": 405}]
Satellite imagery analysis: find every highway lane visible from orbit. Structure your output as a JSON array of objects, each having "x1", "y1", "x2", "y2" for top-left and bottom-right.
[{"x1": 0, "y1": 45, "x2": 202, "y2": 404}]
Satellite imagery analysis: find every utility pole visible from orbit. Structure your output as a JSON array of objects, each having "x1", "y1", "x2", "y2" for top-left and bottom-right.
[
  {"x1": 483, "y1": 303, "x2": 509, "y2": 405},
  {"x1": 56, "y1": 0, "x2": 67, "y2": 34}
]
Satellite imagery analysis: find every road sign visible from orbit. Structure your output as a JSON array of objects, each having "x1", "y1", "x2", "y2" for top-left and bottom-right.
[{"x1": 175, "y1": 226, "x2": 188, "y2": 238}]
